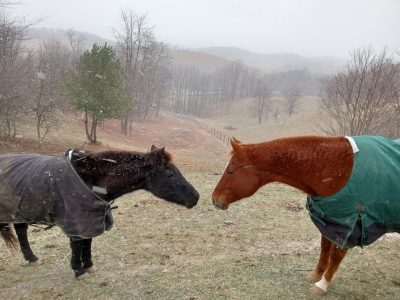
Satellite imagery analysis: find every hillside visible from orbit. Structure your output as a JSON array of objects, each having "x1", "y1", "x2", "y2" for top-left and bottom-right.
[
  {"x1": 22, "y1": 28, "x2": 347, "y2": 75},
  {"x1": 170, "y1": 49, "x2": 231, "y2": 73},
  {"x1": 23, "y1": 27, "x2": 233, "y2": 73},
  {"x1": 196, "y1": 47, "x2": 347, "y2": 74},
  {"x1": 24, "y1": 27, "x2": 111, "y2": 50}
]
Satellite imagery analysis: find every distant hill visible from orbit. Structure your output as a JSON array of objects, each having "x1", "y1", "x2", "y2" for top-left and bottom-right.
[
  {"x1": 22, "y1": 28, "x2": 346, "y2": 75},
  {"x1": 195, "y1": 47, "x2": 347, "y2": 74},
  {"x1": 24, "y1": 28, "x2": 231, "y2": 73},
  {"x1": 170, "y1": 49, "x2": 232, "y2": 73},
  {"x1": 24, "y1": 27, "x2": 112, "y2": 49}
]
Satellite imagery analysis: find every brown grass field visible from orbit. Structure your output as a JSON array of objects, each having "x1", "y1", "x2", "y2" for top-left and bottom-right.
[{"x1": 0, "y1": 98, "x2": 399, "y2": 299}]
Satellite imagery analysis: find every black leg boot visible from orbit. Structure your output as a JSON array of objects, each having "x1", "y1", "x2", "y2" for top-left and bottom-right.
[
  {"x1": 82, "y1": 238, "x2": 94, "y2": 271},
  {"x1": 70, "y1": 238, "x2": 85, "y2": 277}
]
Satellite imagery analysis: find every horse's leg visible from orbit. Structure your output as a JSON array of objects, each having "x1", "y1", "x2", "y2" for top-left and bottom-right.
[
  {"x1": 14, "y1": 223, "x2": 39, "y2": 264},
  {"x1": 310, "y1": 244, "x2": 348, "y2": 296},
  {"x1": 69, "y1": 238, "x2": 86, "y2": 277},
  {"x1": 307, "y1": 235, "x2": 333, "y2": 283},
  {"x1": 81, "y1": 238, "x2": 95, "y2": 273}
]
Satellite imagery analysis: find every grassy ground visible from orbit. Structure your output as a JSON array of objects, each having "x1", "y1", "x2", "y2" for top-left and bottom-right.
[
  {"x1": 0, "y1": 105, "x2": 400, "y2": 299},
  {"x1": 204, "y1": 96, "x2": 324, "y2": 143},
  {"x1": 1, "y1": 177, "x2": 399, "y2": 299}
]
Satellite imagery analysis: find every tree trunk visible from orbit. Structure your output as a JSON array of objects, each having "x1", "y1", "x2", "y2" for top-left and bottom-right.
[
  {"x1": 84, "y1": 109, "x2": 97, "y2": 143},
  {"x1": 37, "y1": 115, "x2": 42, "y2": 148},
  {"x1": 121, "y1": 116, "x2": 128, "y2": 134}
]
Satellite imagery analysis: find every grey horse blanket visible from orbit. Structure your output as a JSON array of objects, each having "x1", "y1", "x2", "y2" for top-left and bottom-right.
[{"x1": 0, "y1": 153, "x2": 113, "y2": 238}]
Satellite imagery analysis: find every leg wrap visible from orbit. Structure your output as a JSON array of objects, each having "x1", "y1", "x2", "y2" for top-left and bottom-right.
[{"x1": 69, "y1": 238, "x2": 83, "y2": 272}]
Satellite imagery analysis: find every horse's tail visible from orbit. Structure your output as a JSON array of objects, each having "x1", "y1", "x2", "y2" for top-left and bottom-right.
[{"x1": 0, "y1": 224, "x2": 18, "y2": 250}]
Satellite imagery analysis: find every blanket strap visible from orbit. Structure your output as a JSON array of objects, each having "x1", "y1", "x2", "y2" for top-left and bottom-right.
[
  {"x1": 28, "y1": 222, "x2": 55, "y2": 231},
  {"x1": 306, "y1": 196, "x2": 326, "y2": 226}
]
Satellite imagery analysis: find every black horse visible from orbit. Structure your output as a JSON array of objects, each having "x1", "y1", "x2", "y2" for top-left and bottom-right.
[{"x1": 0, "y1": 145, "x2": 199, "y2": 276}]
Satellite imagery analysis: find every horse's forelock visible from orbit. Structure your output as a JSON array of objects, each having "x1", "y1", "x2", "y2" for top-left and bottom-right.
[{"x1": 164, "y1": 150, "x2": 173, "y2": 163}]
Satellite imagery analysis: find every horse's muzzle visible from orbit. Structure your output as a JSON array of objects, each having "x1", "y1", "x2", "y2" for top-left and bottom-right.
[
  {"x1": 212, "y1": 198, "x2": 228, "y2": 210},
  {"x1": 185, "y1": 190, "x2": 200, "y2": 209}
]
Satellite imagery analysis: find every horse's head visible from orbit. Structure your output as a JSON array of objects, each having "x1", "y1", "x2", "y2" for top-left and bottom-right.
[
  {"x1": 144, "y1": 145, "x2": 199, "y2": 209},
  {"x1": 71, "y1": 147, "x2": 199, "y2": 209},
  {"x1": 212, "y1": 138, "x2": 263, "y2": 210}
]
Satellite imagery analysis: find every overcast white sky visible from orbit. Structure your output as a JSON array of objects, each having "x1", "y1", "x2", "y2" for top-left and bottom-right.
[{"x1": 11, "y1": 0, "x2": 400, "y2": 57}]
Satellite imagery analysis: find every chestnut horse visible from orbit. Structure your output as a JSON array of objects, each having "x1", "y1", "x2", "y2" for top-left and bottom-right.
[
  {"x1": 0, "y1": 145, "x2": 199, "y2": 277},
  {"x1": 212, "y1": 135, "x2": 400, "y2": 296}
]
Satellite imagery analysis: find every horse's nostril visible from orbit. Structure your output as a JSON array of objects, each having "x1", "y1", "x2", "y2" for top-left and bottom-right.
[{"x1": 213, "y1": 198, "x2": 227, "y2": 210}]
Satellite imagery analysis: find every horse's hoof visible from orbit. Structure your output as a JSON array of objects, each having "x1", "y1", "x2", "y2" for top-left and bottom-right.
[
  {"x1": 84, "y1": 266, "x2": 96, "y2": 274},
  {"x1": 28, "y1": 259, "x2": 41, "y2": 266},
  {"x1": 307, "y1": 271, "x2": 322, "y2": 283},
  {"x1": 310, "y1": 284, "x2": 327, "y2": 297},
  {"x1": 74, "y1": 269, "x2": 87, "y2": 278}
]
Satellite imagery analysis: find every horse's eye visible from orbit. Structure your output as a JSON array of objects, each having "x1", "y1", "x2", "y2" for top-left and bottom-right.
[
  {"x1": 226, "y1": 170, "x2": 234, "y2": 175},
  {"x1": 166, "y1": 170, "x2": 174, "y2": 177}
]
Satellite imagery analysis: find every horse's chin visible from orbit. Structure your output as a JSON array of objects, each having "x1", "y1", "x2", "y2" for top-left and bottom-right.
[
  {"x1": 185, "y1": 203, "x2": 196, "y2": 209},
  {"x1": 167, "y1": 198, "x2": 197, "y2": 209}
]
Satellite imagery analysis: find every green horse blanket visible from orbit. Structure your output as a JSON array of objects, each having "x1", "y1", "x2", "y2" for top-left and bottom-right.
[
  {"x1": 307, "y1": 136, "x2": 400, "y2": 248},
  {"x1": 0, "y1": 152, "x2": 113, "y2": 239}
]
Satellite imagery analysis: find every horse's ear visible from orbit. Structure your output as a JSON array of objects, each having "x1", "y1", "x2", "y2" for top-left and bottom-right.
[
  {"x1": 231, "y1": 137, "x2": 242, "y2": 144},
  {"x1": 159, "y1": 147, "x2": 166, "y2": 156},
  {"x1": 146, "y1": 146, "x2": 166, "y2": 165},
  {"x1": 230, "y1": 138, "x2": 246, "y2": 160}
]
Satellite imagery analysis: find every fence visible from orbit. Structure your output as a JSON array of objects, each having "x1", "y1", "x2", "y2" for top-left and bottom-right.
[{"x1": 176, "y1": 114, "x2": 230, "y2": 146}]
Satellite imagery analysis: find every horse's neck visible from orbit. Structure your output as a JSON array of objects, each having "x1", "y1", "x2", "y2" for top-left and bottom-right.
[
  {"x1": 246, "y1": 136, "x2": 354, "y2": 196},
  {"x1": 74, "y1": 154, "x2": 148, "y2": 201},
  {"x1": 96, "y1": 167, "x2": 147, "y2": 201}
]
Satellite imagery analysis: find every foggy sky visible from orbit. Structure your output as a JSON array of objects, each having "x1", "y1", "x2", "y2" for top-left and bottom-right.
[{"x1": 12, "y1": 0, "x2": 400, "y2": 58}]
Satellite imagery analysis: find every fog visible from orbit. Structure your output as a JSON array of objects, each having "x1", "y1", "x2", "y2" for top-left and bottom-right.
[{"x1": 12, "y1": 0, "x2": 400, "y2": 57}]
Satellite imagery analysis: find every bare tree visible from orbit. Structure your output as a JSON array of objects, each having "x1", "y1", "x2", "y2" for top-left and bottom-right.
[
  {"x1": 168, "y1": 61, "x2": 259, "y2": 117},
  {"x1": 31, "y1": 72, "x2": 55, "y2": 146},
  {"x1": 254, "y1": 74, "x2": 275, "y2": 124},
  {"x1": 272, "y1": 105, "x2": 280, "y2": 121},
  {"x1": 320, "y1": 47, "x2": 399, "y2": 136},
  {"x1": 65, "y1": 29, "x2": 85, "y2": 63},
  {"x1": 141, "y1": 41, "x2": 171, "y2": 118},
  {"x1": 29, "y1": 39, "x2": 70, "y2": 146},
  {"x1": 214, "y1": 60, "x2": 247, "y2": 112},
  {"x1": 283, "y1": 83, "x2": 301, "y2": 117},
  {"x1": 114, "y1": 9, "x2": 154, "y2": 133},
  {"x1": 383, "y1": 66, "x2": 400, "y2": 137},
  {"x1": 0, "y1": 12, "x2": 32, "y2": 137}
]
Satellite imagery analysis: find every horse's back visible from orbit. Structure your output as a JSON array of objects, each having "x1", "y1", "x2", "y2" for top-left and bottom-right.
[
  {"x1": 0, "y1": 153, "x2": 56, "y2": 223},
  {"x1": 308, "y1": 135, "x2": 400, "y2": 248}
]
